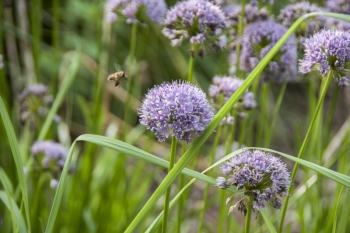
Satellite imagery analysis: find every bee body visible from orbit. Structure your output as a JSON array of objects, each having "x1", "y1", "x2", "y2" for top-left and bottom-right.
[{"x1": 107, "y1": 71, "x2": 127, "y2": 87}]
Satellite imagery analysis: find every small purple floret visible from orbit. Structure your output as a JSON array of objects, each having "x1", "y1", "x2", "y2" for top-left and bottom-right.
[
  {"x1": 104, "y1": 0, "x2": 167, "y2": 24},
  {"x1": 139, "y1": 81, "x2": 214, "y2": 142},
  {"x1": 31, "y1": 141, "x2": 68, "y2": 169}
]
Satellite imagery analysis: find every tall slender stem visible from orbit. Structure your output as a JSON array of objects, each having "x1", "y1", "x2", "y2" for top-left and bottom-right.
[
  {"x1": 245, "y1": 196, "x2": 253, "y2": 233},
  {"x1": 187, "y1": 46, "x2": 197, "y2": 82},
  {"x1": 124, "y1": 22, "x2": 138, "y2": 136},
  {"x1": 265, "y1": 81, "x2": 288, "y2": 147},
  {"x1": 177, "y1": 143, "x2": 186, "y2": 233},
  {"x1": 235, "y1": 0, "x2": 248, "y2": 77},
  {"x1": 278, "y1": 70, "x2": 333, "y2": 233},
  {"x1": 198, "y1": 125, "x2": 222, "y2": 232},
  {"x1": 162, "y1": 137, "x2": 178, "y2": 233}
]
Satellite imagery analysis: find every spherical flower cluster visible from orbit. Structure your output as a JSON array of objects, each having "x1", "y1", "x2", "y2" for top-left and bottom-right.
[
  {"x1": 239, "y1": 20, "x2": 297, "y2": 83},
  {"x1": 209, "y1": 76, "x2": 257, "y2": 112},
  {"x1": 299, "y1": 29, "x2": 350, "y2": 86},
  {"x1": 104, "y1": 0, "x2": 167, "y2": 24},
  {"x1": 326, "y1": 0, "x2": 350, "y2": 14},
  {"x1": 162, "y1": 0, "x2": 227, "y2": 50},
  {"x1": 139, "y1": 81, "x2": 214, "y2": 142},
  {"x1": 217, "y1": 150, "x2": 290, "y2": 212},
  {"x1": 19, "y1": 84, "x2": 61, "y2": 126},
  {"x1": 224, "y1": 4, "x2": 268, "y2": 29},
  {"x1": 278, "y1": 3, "x2": 323, "y2": 38},
  {"x1": 31, "y1": 141, "x2": 68, "y2": 170}
]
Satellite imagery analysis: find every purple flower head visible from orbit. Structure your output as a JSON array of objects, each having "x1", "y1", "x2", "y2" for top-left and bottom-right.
[
  {"x1": 326, "y1": 0, "x2": 350, "y2": 14},
  {"x1": 209, "y1": 76, "x2": 256, "y2": 118},
  {"x1": 299, "y1": 29, "x2": 350, "y2": 86},
  {"x1": 104, "y1": 0, "x2": 167, "y2": 24},
  {"x1": 217, "y1": 150, "x2": 290, "y2": 212},
  {"x1": 31, "y1": 141, "x2": 68, "y2": 170},
  {"x1": 278, "y1": 3, "x2": 323, "y2": 38},
  {"x1": 162, "y1": 0, "x2": 227, "y2": 50},
  {"x1": 239, "y1": 20, "x2": 297, "y2": 83},
  {"x1": 139, "y1": 81, "x2": 214, "y2": 142},
  {"x1": 19, "y1": 84, "x2": 61, "y2": 125}
]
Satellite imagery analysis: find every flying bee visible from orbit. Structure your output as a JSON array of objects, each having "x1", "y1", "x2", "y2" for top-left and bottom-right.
[{"x1": 107, "y1": 71, "x2": 128, "y2": 87}]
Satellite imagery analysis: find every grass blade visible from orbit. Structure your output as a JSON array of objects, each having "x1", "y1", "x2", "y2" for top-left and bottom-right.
[
  {"x1": 0, "y1": 168, "x2": 17, "y2": 232},
  {"x1": 0, "y1": 97, "x2": 31, "y2": 232},
  {"x1": 38, "y1": 51, "x2": 81, "y2": 140},
  {"x1": 261, "y1": 211, "x2": 277, "y2": 233},
  {"x1": 0, "y1": 191, "x2": 27, "y2": 233}
]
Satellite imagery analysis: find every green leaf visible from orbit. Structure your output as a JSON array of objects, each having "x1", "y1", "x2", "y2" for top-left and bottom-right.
[
  {"x1": 45, "y1": 134, "x2": 240, "y2": 232},
  {"x1": 0, "y1": 97, "x2": 31, "y2": 232},
  {"x1": 261, "y1": 211, "x2": 277, "y2": 233},
  {"x1": 0, "y1": 191, "x2": 28, "y2": 233}
]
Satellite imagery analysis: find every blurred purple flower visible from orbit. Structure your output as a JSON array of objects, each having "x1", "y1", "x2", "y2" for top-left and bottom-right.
[
  {"x1": 239, "y1": 20, "x2": 297, "y2": 83},
  {"x1": 217, "y1": 150, "x2": 290, "y2": 212},
  {"x1": 278, "y1": 2, "x2": 323, "y2": 38},
  {"x1": 31, "y1": 141, "x2": 68, "y2": 169},
  {"x1": 19, "y1": 84, "x2": 61, "y2": 125},
  {"x1": 139, "y1": 81, "x2": 214, "y2": 142},
  {"x1": 326, "y1": 0, "x2": 350, "y2": 14},
  {"x1": 105, "y1": 0, "x2": 167, "y2": 24},
  {"x1": 162, "y1": 0, "x2": 227, "y2": 49},
  {"x1": 299, "y1": 29, "x2": 350, "y2": 86}
]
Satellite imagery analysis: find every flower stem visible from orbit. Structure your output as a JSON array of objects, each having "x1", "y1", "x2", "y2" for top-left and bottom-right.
[
  {"x1": 198, "y1": 125, "x2": 222, "y2": 232},
  {"x1": 176, "y1": 143, "x2": 187, "y2": 233},
  {"x1": 278, "y1": 70, "x2": 333, "y2": 233},
  {"x1": 265, "y1": 81, "x2": 288, "y2": 147},
  {"x1": 245, "y1": 196, "x2": 253, "y2": 233},
  {"x1": 235, "y1": 0, "x2": 248, "y2": 77},
  {"x1": 124, "y1": 22, "x2": 138, "y2": 136},
  {"x1": 187, "y1": 45, "x2": 198, "y2": 82},
  {"x1": 162, "y1": 137, "x2": 178, "y2": 233}
]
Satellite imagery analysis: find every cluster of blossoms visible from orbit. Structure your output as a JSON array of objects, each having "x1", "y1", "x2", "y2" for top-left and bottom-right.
[
  {"x1": 19, "y1": 84, "x2": 61, "y2": 126},
  {"x1": 239, "y1": 20, "x2": 297, "y2": 83},
  {"x1": 31, "y1": 141, "x2": 69, "y2": 188},
  {"x1": 139, "y1": 81, "x2": 214, "y2": 142},
  {"x1": 217, "y1": 150, "x2": 290, "y2": 212},
  {"x1": 104, "y1": 0, "x2": 167, "y2": 24},
  {"x1": 278, "y1": 2, "x2": 323, "y2": 39},
  {"x1": 209, "y1": 76, "x2": 256, "y2": 121},
  {"x1": 224, "y1": 3, "x2": 268, "y2": 48},
  {"x1": 162, "y1": 0, "x2": 227, "y2": 51},
  {"x1": 326, "y1": 0, "x2": 350, "y2": 14},
  {"x1": 299, "y1": 29, "x2": 350, "y2": 87}
]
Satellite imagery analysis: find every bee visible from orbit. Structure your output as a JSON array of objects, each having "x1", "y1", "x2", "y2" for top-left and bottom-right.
[{"x1": 107, "y1": 71, "x2": 128, "y2": 87}]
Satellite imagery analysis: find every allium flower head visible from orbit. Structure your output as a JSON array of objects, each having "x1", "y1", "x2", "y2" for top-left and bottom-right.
[
  {"x1": 31, "y1": 141, "x2": 68, "y2": 170},
  {"x1": 299, "y1": 29, "x2": 350, "y2": 86},
  {"x1": 239, "y1": 20, "x2": 297, "y2": 83},
  {"x1": 105, "y1": 0, "x2": 167, "y2": 24},
  {"x1": 19, "y1": 84, "x2": 61, "y2": 126},
  {"x1": 278, "y1": 3, "x2": 323, "y2": 38},
  {"x1": 209, "y1": 76, "x2": 256, "y2": 117},
  {"x1": 162, "y1": 0, "x2": 227, "y2": 50},
  {"x1": 217, "y1": 150, "x2": 290, "y2": 212},
  {"x1": 326, "y1": 0, "x2": 350, "y2": 14},
  {"x1": 139, "y1": 81, "x2": 214, "y2": 142}
]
